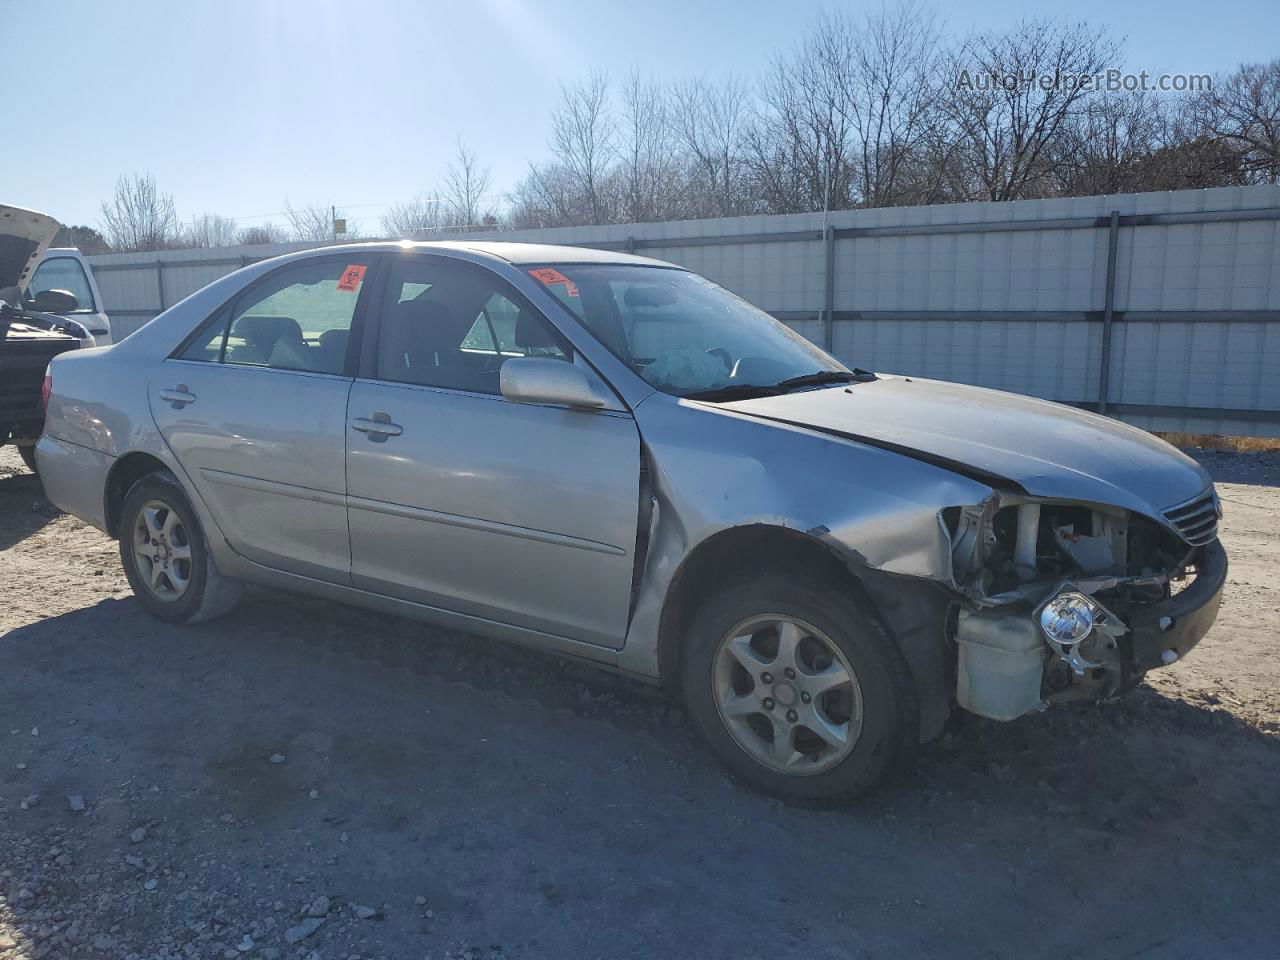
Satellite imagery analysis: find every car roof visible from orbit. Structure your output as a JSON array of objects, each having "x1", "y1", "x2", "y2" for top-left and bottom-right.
[{"x1": 288, "y1": 240, "x2": 680, "y2": 269}]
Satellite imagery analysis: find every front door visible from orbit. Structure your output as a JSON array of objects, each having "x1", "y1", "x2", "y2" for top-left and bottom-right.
[
  {"x1": 151, "y1": 255, "x2": 375, "y2": 582},
  {"x1": 346, "y1": 255, "x2": 641, "y2": 648}
]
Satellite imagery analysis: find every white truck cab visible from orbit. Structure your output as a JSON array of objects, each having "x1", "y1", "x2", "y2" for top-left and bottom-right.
[{"x1": 24, "y1": 247, "x2": 112, "y2": 345}]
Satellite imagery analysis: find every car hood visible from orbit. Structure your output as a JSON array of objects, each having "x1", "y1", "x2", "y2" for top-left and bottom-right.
[
  {"x1": 717, "y1": 376, "x2": 1211, "y2": 517},
  {"x1": 0, "y1": 204, "x2": 60, "y2": 296}
]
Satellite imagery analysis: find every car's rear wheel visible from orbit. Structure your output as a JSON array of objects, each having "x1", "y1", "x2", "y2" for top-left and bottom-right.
[
  {"x1": 681, "y1": 573, "x2": 917, "y2": 803},
  {"x1": 119, "y1": 471, "x2": 241, "y2": 624}
]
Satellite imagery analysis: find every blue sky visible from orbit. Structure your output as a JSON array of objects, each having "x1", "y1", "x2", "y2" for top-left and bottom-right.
[{"x1": 6, "y1": 0, "x2": 1278, "y2": 234}]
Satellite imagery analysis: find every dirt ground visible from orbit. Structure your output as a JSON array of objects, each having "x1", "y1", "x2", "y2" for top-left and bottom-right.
[{"x1": 1, "y1": 445, "x2": 1277, "y2": 960}]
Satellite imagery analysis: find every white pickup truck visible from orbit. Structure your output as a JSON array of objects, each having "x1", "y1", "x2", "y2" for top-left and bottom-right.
[
  {"x1": 25, "y1": 245, "x2": 112, "y2": 345},
  {"x1": 1, "y1": 204, "x2": 111, "y2": 472}
]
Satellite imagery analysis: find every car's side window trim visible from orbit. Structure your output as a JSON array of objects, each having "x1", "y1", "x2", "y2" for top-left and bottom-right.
[
  {"x1": 342, "y1": 253, "x2": 382, "y2": 377},
  {"x1": 354, "y1": 372, "x2": 636, "y2": 419},
  {"x1": 214, "y1": 306, "x2": 231, "y2": 363},
  {"x1": 168, "y1": 253, "x2": 383, "y2": 374},
  {"x1": 163, "y1": 358, "x2": 355, "y2": 383},
  {"x1": 357, "y1": 253, "x2": 394, "y2": 382}
]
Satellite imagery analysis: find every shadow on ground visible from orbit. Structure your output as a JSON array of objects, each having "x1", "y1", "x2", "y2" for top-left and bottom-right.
[
  {"x1": 2, "y1": 592, "x2": 1277, "y2": 959},
  {"x1": 0, "y1": 466, "x2": 56, "y2": 551},
  {"x1": 1189, "y1": 448, "x2": 1280, "y2": 488}
]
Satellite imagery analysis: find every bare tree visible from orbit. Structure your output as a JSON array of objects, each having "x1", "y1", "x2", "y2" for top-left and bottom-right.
[
  {"x1": 549, "y1": 71, "x2": 618, "y2": 224},
  {"x1": 508, "y1": 162, "x2": 582, "y2": 228},
  {"x1": 382, "y1": 195, "x2": 448, "y2": 238},
  {"x1": 943, "y1": 20, "x2": 1120, "y2": 201},
  {"x1": 237, "y1": 223, "x2": 289, "y2": 246},
  {"x1": 1051, "y1": 90, "x2": 1235, "y2": 195},
  {"x1": 614, "y1": 71, "x2": 685, "y2": 222},
  {"x1": 836, "y1": 3, "x2": 947, "y2": 206},
  {"x1": 182, "y1": 213, "x2": 239, "y2": 248},
  {"x1": 284, "y1": 201, "x2": 358, "y2": 242},
  {"x1": 747, "y1": 22, "x2": 863, "y2": 215},
  {"x1": 1196, "y1": 60, "x2": 1280, "y2": 183},
  {"x1": 442, "y1": 140, "x2": 494, "y2": 226},
  {"x1": 672, "y1": 76, "x2": 752, "y2": 216},
  {"x1": 100, "y1": 174, "x2": 179, "y2": 252}
]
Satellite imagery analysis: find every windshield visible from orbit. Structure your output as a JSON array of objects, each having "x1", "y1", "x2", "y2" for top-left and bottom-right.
[{"x1": 527, "y1": 264, "x2": 850, "y2": 398}]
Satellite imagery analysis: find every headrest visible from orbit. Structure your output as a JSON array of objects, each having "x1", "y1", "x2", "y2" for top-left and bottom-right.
[
  {"x1": 391, "y1": 299, "x2": 451, "y2": 327},
  {"x1": 235, "y1": 314, "x2": 303, "y2": 346}
]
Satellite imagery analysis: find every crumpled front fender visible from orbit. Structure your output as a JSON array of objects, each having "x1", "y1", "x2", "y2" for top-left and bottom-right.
[{"x1": 618, "y1": 395, "x2": 996, "y2": 738}]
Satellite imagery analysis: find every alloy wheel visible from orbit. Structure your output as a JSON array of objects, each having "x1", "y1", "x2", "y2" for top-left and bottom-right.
[
  {"x1": 711, "y1": 614, "x2": 863, "y2": 776},
  {"x1": 131, "y1": 499, "x2": 192, "y2": 601}
]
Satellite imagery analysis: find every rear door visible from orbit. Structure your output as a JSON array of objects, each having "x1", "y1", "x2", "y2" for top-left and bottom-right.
[
  {"x1": 345, "y1": 254, "x2": 641, "y2": 648},
  {"x1": 151, "y1": 255, "x2": 376, "y2": 582}
]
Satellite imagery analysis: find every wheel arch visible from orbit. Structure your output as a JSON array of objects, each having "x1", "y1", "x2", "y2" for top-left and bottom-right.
[
  {"x1": 104, "y1": 451, "x2": 173, "y2": 538},
  {"x1": 656, "y1": 522, "x2": 955, "y2": 742}
]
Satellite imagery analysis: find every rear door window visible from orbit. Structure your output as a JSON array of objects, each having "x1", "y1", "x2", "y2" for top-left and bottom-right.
[{"x1": 178, "y1": 259, "x2": 372, "y2": 375}]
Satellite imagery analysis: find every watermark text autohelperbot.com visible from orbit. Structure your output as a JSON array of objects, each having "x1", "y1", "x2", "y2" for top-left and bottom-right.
[{"x1": 955, "y1": 69, "x2": 1212, "y2": 93}]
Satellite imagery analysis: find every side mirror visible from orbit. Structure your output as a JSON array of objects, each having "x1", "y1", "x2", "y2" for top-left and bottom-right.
[
  {"x1": 31, "y1": 288, "x2": 80, "y2": 314},
  {"x1": 500, "y1": 356, "x2": 608, "y2": 410}
]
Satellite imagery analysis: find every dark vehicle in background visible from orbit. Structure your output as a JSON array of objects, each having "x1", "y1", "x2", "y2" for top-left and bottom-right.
[{"x1": 1, "y1": 205, "x2": 88, "y2": 473}]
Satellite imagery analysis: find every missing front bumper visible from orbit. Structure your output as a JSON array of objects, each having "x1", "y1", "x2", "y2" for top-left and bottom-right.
[
  {"x1": 955, "y1": 539, "x2": 1227, "y2": 721},
  {"x1": 1124, "y1": 539, "x2": 1227, "y2": 672}
]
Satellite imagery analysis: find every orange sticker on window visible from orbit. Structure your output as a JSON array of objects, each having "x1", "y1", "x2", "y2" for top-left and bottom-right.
[
  {"x1": 336, "y1": 264, "x2": 367, "y2": 292},
  {"x1": 528, "y1": 267, "x2": 579, "y2": 297}
]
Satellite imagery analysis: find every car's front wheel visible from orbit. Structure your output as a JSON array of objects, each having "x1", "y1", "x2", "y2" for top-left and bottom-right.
[
  {"x1": 681, "y1": 573, "x2": 917, "y2": 803},
  {"x1": 119, "y1": 471, "x2": 241, "y2": 624}
]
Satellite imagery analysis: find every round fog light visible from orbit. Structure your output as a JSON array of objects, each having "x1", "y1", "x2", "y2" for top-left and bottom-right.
[{"x1": 1039, "y1": 593, "x2": 1095, "y2": 646}]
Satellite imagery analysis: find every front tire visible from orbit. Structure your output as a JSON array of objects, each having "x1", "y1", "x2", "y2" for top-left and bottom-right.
[
  {"x1": 119, "y1": 471, "x2": 241, "y2": 624},
  {"x1": 681, "y1": 573, "x2": 917, "y2": 803}
]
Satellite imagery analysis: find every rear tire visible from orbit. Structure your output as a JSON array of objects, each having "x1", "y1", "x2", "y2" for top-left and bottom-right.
[
  {"x1": 18, "y1": 444, "x2": 38, "y2": 475},
  {"x1": 681, "y1": 572, "x2": 917, "y2": 803},
  {"x1": 119, "y1": 471, "x2": 241, "y2": 624}
]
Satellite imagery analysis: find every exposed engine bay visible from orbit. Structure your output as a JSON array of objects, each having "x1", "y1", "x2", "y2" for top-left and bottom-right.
[{"x1": 946, "y1": 493, "x2": 1222, "y2": 721}]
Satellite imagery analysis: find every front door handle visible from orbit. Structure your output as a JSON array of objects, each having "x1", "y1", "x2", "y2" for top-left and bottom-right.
[
  {"x1": 350, "y1": 412, "x2": 403, "y2": 442},
  {"x1": 159, "y1": 385, "x2": 196, "y2": 407}
]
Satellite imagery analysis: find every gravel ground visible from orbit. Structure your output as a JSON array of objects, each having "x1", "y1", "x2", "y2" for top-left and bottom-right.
[{"x1": 1, "y1": 444, "x2": 1278, "y2": 960}]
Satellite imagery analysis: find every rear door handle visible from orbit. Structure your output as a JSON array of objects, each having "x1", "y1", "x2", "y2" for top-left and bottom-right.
[
  {"x1": 350, "y1": 412, "x2": 403, "y2": 441},
  {"x1": 159, "y1": 385, "x2": 196, "y2": 407}
]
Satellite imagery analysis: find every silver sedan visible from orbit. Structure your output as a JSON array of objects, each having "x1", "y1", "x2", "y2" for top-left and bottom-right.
[{"x1": 37, "y1": 242, "x2": 1226, "y2": 802}]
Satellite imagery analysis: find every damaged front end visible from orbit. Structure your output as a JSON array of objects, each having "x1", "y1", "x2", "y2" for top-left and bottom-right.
[{"x1": 945, "y1": 492, "x2": 1227, "y2": 721}]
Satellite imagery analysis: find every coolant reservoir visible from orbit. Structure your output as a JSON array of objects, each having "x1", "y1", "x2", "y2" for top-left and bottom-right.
[{"x1": 956, "y1": 609, "x2": 1046, "y2": 721}]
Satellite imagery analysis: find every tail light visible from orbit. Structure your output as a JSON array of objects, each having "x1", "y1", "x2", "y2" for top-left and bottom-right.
[{"x1": 40, "y1": 365, "x2": 52, "y2": 414}]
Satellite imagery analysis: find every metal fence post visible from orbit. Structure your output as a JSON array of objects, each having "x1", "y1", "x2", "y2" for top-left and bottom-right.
[
  {"x1": 822, "y1": 225, "x2": 836, "y2": 351},
  {"x1": 1097, "y1": 210, "x2": 1120, "y2": 414},
  {"x1": 155, "y1": 260, "x2": 166, "y2": 313}
]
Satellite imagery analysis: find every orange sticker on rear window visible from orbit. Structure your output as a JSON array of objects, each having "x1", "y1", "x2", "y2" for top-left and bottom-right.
[
  {"x1": 336, "y1": 264, "x2": 367, "y2": 292},
  {"x1": 528, "y1": 267, "x2": 579, "y2": 297}
]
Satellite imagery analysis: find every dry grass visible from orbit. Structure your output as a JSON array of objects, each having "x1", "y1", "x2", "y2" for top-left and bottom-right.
[{"x1": 1154, "y1": 432, "x2": 1280, "y2": 452}]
